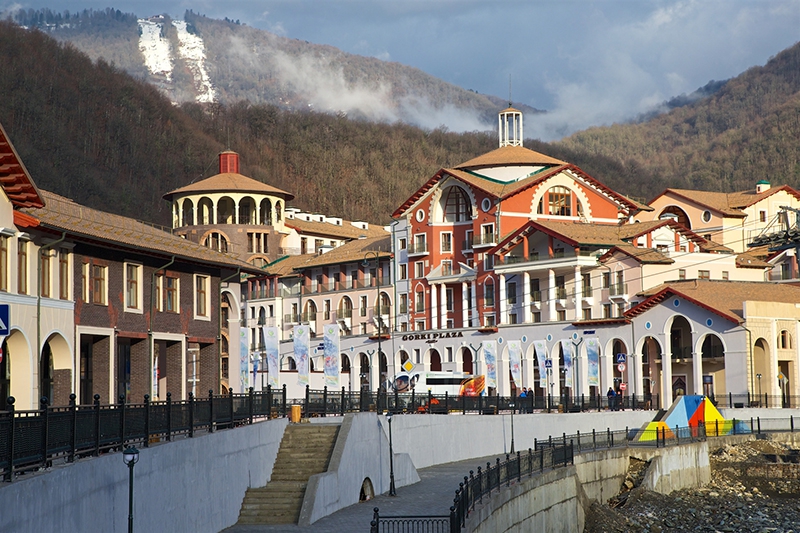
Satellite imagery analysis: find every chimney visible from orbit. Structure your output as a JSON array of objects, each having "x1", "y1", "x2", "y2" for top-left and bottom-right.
[
  {"x1": 756, "y1": 180, "x2": 771, "y2": 194},
  {"x1": 219, "y1": 151, "x2": 240, "y2": 174}
]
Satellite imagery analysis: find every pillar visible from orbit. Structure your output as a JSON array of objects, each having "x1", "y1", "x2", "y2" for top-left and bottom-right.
[
  {"x1": 461, "y1": 281, "x2": 469, "y2": 327},
  {"x1": 692, "y1": 350, "x2": 704, "y2": 395},
  {"x1": 471, "y1": 280, "x2": 478, "y2": 327},
  {"x1": 548, "y1": 269, "x2": 556, "y2": 321},
  {"x1": 440, "y1": 284, "x2": 447, "y2": 328},
  {"x1": 499, "y1": 274, "x2": 507, "y2": 325},
  {"x1": 523, "y1": 272, "x2": 531, "y2": 323},
  {"x1": 430, "y1": 285, "x2": 438, "y2": 331}
]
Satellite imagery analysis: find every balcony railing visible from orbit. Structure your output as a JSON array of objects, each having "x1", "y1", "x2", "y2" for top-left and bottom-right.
[
  {"x1": 374, "y1": 305, "x2": 391, "y2": 316},
  {"x1": 284, "y1": 312, "x2": 300, "y2": 323},
  {"x1": 554, "y1": 287, "x2": 567, "y2": 300},
  {"x1": 300, "y1": 312, "x2": 317, "y2": 323},
  {"x1": 407, "y1": 242, "x2": 429, "y2": 255},
  {"x1": 609, "y1": 283, "x2": 628, "y2": 297},
  {"x1": 581, "y1": 286, "x2": 593, "y2": 298},
  {"x1": 337, "y1": 308, "x2": 353, "y2": 319},
  {"x1": 399, "y1": 303, "x2": 408, "y2": 314},
  {"x1": 531, "y1": 290, "x2": 542, "y2": 302},
  {"x1": 473, "y1": 233, "x2": 497, "y2": 247},
  {"x1": 280, "y1": 286, "x2": 301, "y2": 297}
]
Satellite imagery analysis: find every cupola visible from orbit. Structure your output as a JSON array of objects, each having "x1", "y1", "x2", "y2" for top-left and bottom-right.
[
  {"x1": 219, "y1": 150, "x2": 240, "y2": 174},
  {"x1": 498, "y1": 107, "x2": 523, "y2": 147},
  {"x1": 756, "y1": 180, "x2": 771, "y2": 194}
]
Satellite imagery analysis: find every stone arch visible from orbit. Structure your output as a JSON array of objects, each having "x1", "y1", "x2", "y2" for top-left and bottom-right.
[
  {"x1": 42, "y1": 332, "x2": 72, "y2": 405},
  {"x1": 303, "y1": 300, "x2": 318, "y2": 322},
  {"x1": 238, "y1": 196, "x2": 257, "y2": 224},
  {"x1": 6, "y1": 328, "x2": 33, "y2": 409},
  {"x1": 200, "y1": 229, "x2": 230, "y2": 253},
  {"x1": 181, "y1": 198, "x2": 194, "y2": 227},
  {"x1": 658, "y1": 205, "x2": 691, "y2": 229},
  {"x1": 341, "y1": 353, "x2": 351, "y2": 373},
  {"x1": 217, "y1": 196, "x2": 236, "y2": 224},
  {"x1": 665, "y1": 314, "x2": 693, "y2": 361},
  {"x1": 431, "y1": 182, "x2": 476, "y2": 223},
  {"x1": 198, "y1": 197, "x2": 214, "y2": 224},
  {"x1": 460, "y1": 347, "x2": 473, "y2": 374},
  {"x1": 359, "y1": 352, "x2": 371, "y2": 391},
  {"x1": 425, "y1": 348, "x2": 442, "y2": 371},
  {"x1": 697, "y1": 332, "x2": 726, "y2": 359},
  {"x1": 636, "y1": 335, "x2": 662, "y2": 400},
  {"x1": 276, "y1": 201, "x2": 283, "y2": 222}
]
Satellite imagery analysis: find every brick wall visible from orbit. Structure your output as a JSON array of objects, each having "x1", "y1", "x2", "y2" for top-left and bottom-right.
[
  {"x1": 52, "y1": 368, "x2": 71, "y2": 406},
  {"x1": 129, "y1": 339, "x2": 148, "y2": 402},
  {"x1": 198, "y1": 342, "x2": 218, "y2": 397},
  {"x1": 92, "y1": 335, "x2": 111, "y2": 403},
  {"x1": 166, "y1": 341, "x2": 183, "y2": 398}
]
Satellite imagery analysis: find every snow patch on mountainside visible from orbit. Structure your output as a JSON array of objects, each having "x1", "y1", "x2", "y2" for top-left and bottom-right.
[
  {"x1": 138, "y1": 18, "x2": 173, "y2": 81},
  {"x1": 172, "y1": 20, "x2": 216, "y2": 104}
]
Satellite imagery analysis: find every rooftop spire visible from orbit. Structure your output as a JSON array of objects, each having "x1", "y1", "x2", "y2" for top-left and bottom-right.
[{"x1": 498, "y1": 107, "x2": 523, "y2": 148}]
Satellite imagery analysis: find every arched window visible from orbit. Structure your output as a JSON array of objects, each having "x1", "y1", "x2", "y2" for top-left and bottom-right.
[
  {"x1": 484, "y1": 279, "x2": 495, "y2": 307},
  {"x1": 443, "y1": 187, "x2": 471, "y2": 222},
  {"x1": 276, "y1": 202, "x2": 283, "y2": 222},
  {"x1": 548, "y1": 186, "x2": 571, "y2": 216},
  {"x1": 181, "y1": 199, "x2": 194, "y2": 227},
  {"x1": 203, "y1": 232, "x2": 228, "y2": 253},
  {"x1": 780, "y1": 330, "x2": 792, "y2": 349},
  {"x1": 260, "y1": 199, "x2": 273, "y2": 225}
]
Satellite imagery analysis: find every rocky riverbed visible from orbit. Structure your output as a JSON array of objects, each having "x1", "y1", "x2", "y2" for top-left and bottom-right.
[{"x1": 584, "y1": 438, "x2": 800, "y2": 533}]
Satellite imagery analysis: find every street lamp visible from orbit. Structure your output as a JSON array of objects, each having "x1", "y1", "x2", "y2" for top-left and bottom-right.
[
  {"x1": 508, "y1": 402, "x2": 515, "y2": 454},
  {"x1": 122, "y1": 447, "x2": 140, "y2": 533},
  {"x1": 385, "y1": 412, "x2": 396, "y2": 496},
  {"x1": 757, "y1": 373, "x2": 763, "y2": 405},
  {"x1": 364, "y1": 251, "x2": 384, "y2": 392}
]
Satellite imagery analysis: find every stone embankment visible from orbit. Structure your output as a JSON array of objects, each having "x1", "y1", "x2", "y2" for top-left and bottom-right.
[{"x1": 585, "y1": 438, "x2": 800, "y2": 532}]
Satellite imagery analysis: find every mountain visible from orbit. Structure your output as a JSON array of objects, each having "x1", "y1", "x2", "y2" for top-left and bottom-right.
[
  {"x1": 556, "y1": 40, "x2": 800, "y2": 199},
  {"x1": 11, "y1": 8, "x2": 542, "y2": 132}
]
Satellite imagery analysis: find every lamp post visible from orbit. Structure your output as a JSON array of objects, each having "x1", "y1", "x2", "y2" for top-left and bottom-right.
[
  {"x1": 385, "y1": 412, "x2": 396, "y2": 496},
  {"x1": 508, "y1": 401, "x2": 515, "y2": 454},
  {"x1": 757, "y1": 373, "x2": 762, "y2": 405},
  {"x1": 364, "y1": 251, "x2": 383, "y2": 391},
  {"x1": 123, "y1": 447, "x2": 140, "y2": 533}
]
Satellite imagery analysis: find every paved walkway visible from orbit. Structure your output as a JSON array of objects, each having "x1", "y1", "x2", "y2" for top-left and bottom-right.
[{"x1": 221, "y1": 454, "x2": 500, "y2": 533}]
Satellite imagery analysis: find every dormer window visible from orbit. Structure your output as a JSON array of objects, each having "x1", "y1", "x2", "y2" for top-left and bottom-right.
[{"x1": 443, "y1": 186, "x2": 471, "y2": 222}]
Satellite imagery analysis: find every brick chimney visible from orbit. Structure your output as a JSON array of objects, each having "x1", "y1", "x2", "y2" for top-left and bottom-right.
[{"x1": 219, "y1": 151, "x2": 240, "y2": 174}]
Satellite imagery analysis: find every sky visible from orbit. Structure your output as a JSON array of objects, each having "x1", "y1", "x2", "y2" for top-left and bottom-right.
[{"x1": 3, "y1": 0, "x2": 800, "y2": 140}]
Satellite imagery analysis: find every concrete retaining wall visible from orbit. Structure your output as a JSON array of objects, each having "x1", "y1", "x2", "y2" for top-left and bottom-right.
[{"x1": 0, "y1": 418, "x2": 287, "y2": 533}]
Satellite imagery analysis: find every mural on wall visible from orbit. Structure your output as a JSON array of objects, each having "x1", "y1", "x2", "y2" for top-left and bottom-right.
[
  {"x1": 323, "y1": 324, "x2": 340, "y2": 388},
  {"x1": 264, "y1": 327, "x2": 280, "y2": 388},
  {"x1": 293, "y1": 325, "x2": 310, "y2": 386}
]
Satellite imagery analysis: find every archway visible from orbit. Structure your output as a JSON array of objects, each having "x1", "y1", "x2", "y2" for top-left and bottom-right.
[
  {"x1": 460, "y1": 347, "x2": 473, "y2": 374},
  {"x1": 429, "y1": 349, "x2": 442, "y2": 371},
  {"x1": 611, "y1": 339, "x2": 627, "y2": 396},
  {"x1": 6, "y1": 329, "x2": 32, "y2": 408},
  {"x1": 238, "y1": 196, "x2": 256, "y2": 224},
  {"x1": 379, "y1": 353, "x2": 388, "y2": 391},
  {"x1": 659, "y1": 205, "x2": 691, "y2": 229},
  {"x1": 198, "y1": 197, "x2": 213, "y2": 224},
  {"x1": 260, "y1": 199, "x2": 273, "y2": 225},
  {"x1": 217, "y1": 196, "x2": 235, "y2": 224},
  {"x1": 700, "y1": 333, "x2": 725, "y2": 400},
  {"x1": 359, "y1": 353, "x2": 371, "y2": 391},
  {"x1": 181, "y1": 198, "x2": 194, "y2": 227},
  {"x1": 753, "y1": 338, "x2": 770, "y2": 403},
  {"x1": 640, "y1": 336, "x2": 662, "y2": 406},
  {"x1": 669, "y1": 315, "x2": 693, "y2": 399}
]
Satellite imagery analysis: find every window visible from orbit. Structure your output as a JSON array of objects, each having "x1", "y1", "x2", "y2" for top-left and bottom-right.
[
  {"x1": 617, "y1": 303, "x2": 625, "y2": 317},
  {"x1": 557, "y1": 310, "x2": 566, "y2": 321},
  {"x1": 400, "y1": 293, "x2": 408, "y2": 314},
  {"x1": 444, "y1": 187, "x2": 471, "y2": 222},
  {"x1": 398, "y1": 238, "x2": 407, "y2": 250},
  {"x1": 17, "y1": 240, "x2": 27, "y2": 295},
  {"x1": 0, "y1": 236, "x2": 7, "y2": 292},
  {"x1": 125, "y1": 264, "x2": 141, "y2": 310},
  {"x1": 509, "y1": 313, "x2": 518, "y2": 324},
  {"x1": 780, "y1": 330, "x2": 792, "y2": 349},
  {"x1": 548, "y1": 186, "x2": 571, "y2": 216},
  {"x1": 59, "y1": 250, "x2": 69, "y2": 299},
  {"x1": 678, "y1": 269, "x2": 686, "y2": 280},
  {"x1": 413, "y1": 234, "x2": 427, "y2": 253},
  {"x1": 195, "y1": 275, "x2": 209, "y2": 318},
  {"x1": 698, "y1": 270, "x2": 710, "y2": 280},
  {"x1": 603, "y1": 304, "x2": 612, "y2": 319},
  {"x1": 415, "y1": 290, "x2": 425, "y2": 312},
  {"x1": 360, "y1": 295, "x2": 368, "y2": 317},
  {"x1": 40, "y1": 251, "x2": 51, "y2": 298},
  {"x1": 507, "y1": 281, "x2": 517, "y2": 304},
  {"x1": 532, "y1": 312, "x2": 541, "y2": 323},
  {"x1": 484, "y1": 279, "x2": 495, "y2": 307},
  {"x1": 483, "y1": 254, "x2": 494, "y2": 270},
  {"x1": 164, "y1": 275, "x2": 178, "y2": 312},
  {"x1": 441, "y1": 260, "x2": 453, "y2": 276},
  {"x1": 530, "y1": 278, "x2": 541, "y2": 301},
  {"x1": 91, "y1": 264, "x2": 107, "y2": 305},
  {"x1": 484, "y1": 314, "x2": 496, "y2": 327},
  {"x1": 602, "y1": 272, "x2": 610, "y2": 289},
  {"x1": 581, "y1": 273, "x2": 591, "y2": 297},
  {"x1": 414, "y1": 261, "x2": 424, "y2": 278},
  {"x1": 446, "y1": 287, "x2": 454, "y2": 311},
  {"x1": 464, "y1": 230, "x2": 473, "y2": 251},
  {"x1": 582, "y1": 308, "x2": 592, "y2": 320},
  {"x1": 415, "y1": 321, "x2": 425, "y2": 333},
  {"x1": 441, "y1": 232, "x2": 453, "y2": 253},
  {"x1": 721, "y1": 271, "x2": 729, "y2": 280},
  {"x1": 702, "y1": 210, "x2": 712, "y2": 223},
  {"x1": 324, "y1": 299, "x2": 331, "y2": 320},
  {"x1": 760, "y1": 211, "x2": 767, "y2": 223},
  {"x1": 203, "y1": 232, "x2": 228, "y2": 253},
  {"x1": 400, "y1": 263, "x2": 408, "y2": 280},
  {"x1": 81, "y1": 262, "x2": 89, "y2": 302},
  {"x1": 480, "y1": 224, "x2": 495, "y2": 245}
]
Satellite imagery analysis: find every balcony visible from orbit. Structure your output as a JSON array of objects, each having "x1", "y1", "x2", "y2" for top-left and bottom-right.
[
  {"x1": 280, "y1": 286, "x2": 301, "y2": 298},
  {"x1": 399, "y1": 302, "x2": 408, "y2": 314},
  {"x1": 337, "y1": 308, "x2": 353, "y2": 319},
  {"x1": 472, "y1": 233, "x2": 497, "y2": 248},
  {"x1": 554, "y1": 287, "x2": 567, "y2": 300},
  {"x1": 531, "y1": 290, "x2": 542, "y2": 303},
  {"x1": 249, "y1": 288, "x2": 275, "y2": 300},
  {"x1": 581, "y1": 286, "x2": 593, "y2": 298},
  {"x1": 300, "y1": 312, "x2": 317, "y2": 323},
  {"x1": 284, "y1": 312, "x2": 300, "y2": 323},
  {"x1": 407, "y1": 241, "x2": 429, "y2": 256},
  {"x1": 609, "y1": 283, "x2": 628, "y2": 299},
  {"x1": 374, "y1": 304, "x2": 391, "y2": 316}
]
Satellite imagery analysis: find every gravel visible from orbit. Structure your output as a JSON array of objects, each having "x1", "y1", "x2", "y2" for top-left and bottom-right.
[{"x1": 584, "y1": 438, "x2": 800, "y2": 533}]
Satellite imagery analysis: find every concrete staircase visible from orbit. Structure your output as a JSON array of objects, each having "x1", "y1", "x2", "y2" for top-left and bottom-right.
[{"x1": 237, "y1": 423, "x2": 340, "y2": 525}]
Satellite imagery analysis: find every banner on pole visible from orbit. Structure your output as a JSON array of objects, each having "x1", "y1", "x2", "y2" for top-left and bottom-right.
[
  {"x1": 323, "y1": 324, "x2": 340, "y2": 388},
  {"x1": 264, "y1": 327, "x2": 280, "y2": 388}
]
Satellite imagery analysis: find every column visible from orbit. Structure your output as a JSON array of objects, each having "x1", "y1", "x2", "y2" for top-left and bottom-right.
[
  {"x1": 663, "y1": 333, "x2": 673, "y2": 408},
  {"x1": 574, "y1": 265, "x2": 582, "y2": 321},
  {"x1": 523, "y1": 272, "x2": 531, "y2": 323},
  {"x1": 439, "y1": 284, "x2": 447, "y2": 329},
  {"x1": 176, "y1": 202, "x2": 183, "y2": 229},
  {"x1": 235, "y1": 201, "x2": 240, "y2": 225},
  {"x1": 471, "y1": 281, "x2": 478, "y2": 327},
  {"x1": 212, "y1": 201, "x2": 218, "y2": 225},
  {"x1": 550, "y1": 345, "x2": 561, "y2": 401},
  {"x1": 499, "y1": 274, "x2": 507, "y2": 325},
  {"x1": 461, "y1": 282, "x2": 469, "y2": 327},
  {"x1": 256, "y1": 202, "x2": 261, "y2": 226},
  {"x1": 498, "y1": 346, "x2": 511, "y2": 396},
  {"x1": 692, "y1": 351, "x2": 704, "y2": 395},
  {"x1": 548, "y1": 269, "x2": 556, "y2": 321},
  {"x1": 430, "y1": 285, "x2": 438, "y2": 331}
]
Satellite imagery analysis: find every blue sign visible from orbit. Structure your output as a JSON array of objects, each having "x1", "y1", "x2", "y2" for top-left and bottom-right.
[
  {"x1": 545, "y1": 359, "x2": 553, "y2": 369},
  {"x1": 0, "y1": 304, "x2": 8, "y2": 336},
  {"x1": 616, "y1": 353, "x2": 627, "y2": 364}
]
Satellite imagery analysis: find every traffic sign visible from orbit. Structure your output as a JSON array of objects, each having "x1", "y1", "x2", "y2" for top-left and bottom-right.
[
  {"x1": 617, "y1": 363, "x2": 626, "y2": 373},
  {"x1": 545, "y1": 359, "x2": 553, "y2": 369},
  {"x1": 620, "y1": 383, "x2": 627, "y2": 391},
  {"x1": 616, "y1": 353, "x2": 626, "y2": 364},
  {"x1": 0, "y1": 304, "x2": 9, "y2": 336}
]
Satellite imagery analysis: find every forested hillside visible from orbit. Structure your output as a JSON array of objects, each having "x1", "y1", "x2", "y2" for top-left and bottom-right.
[{"x1": 558, "y1": 40, "x2": 800, "y2": 198}]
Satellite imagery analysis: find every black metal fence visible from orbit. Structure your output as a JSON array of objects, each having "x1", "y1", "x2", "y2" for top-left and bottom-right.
[{"x1": 371, "y1": 415, "x2": 800, "y2": 532}]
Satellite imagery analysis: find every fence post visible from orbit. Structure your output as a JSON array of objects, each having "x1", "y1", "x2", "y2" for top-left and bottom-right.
[
  {"x1": 282, "y1": 384, "x2": 287, "y2": 417},
  {"x1": 450, "y1": 505, "x2": 458, "y2": 533},
  {"x1": 477, "y1": 466, "x2": 483, "y2": 503},
  {"x1": 166, "y1": 392, "x2": 172, "y2": 441},
  {"x1": 232, "y1": 388, "x2": 237, "y2": 426},
  {"x1": 4, "y1": 397, "x2": 15, "y2": 481},
  {"x1": 118, "y1": 394, "x2": 126, "y2": 449},
  {"x1": 593, "y1": 429, "x2": 596, "y2": 451},
  {"x1": 478, "y1": 392, "x2": 483, "y2": 415},
  {"x1": 733, "y1": 418, "x2": 737, "y2": 435},
  {"x1": 715, "y1": 418, "x2": 719, "y2": 437},
  {"x1": 305, "y1": 385, "x2": 310, "y2": 416},
  {"x1": 40, "y1": 397, "x2": 50, "y2": 470},
  {"x1": 444, "y1": 391, "x2": 449, "y2": 413},
  {"x1": 249, "y1": 387, "x2": 254, "y2": 425},
  {"x1": 144, "y1": 394, "x2": 151, "y2": 448},
  {"x1": 729, "y1": 392, "x2": 733, "y2": 408},
  {"x1": 496, "y1": 457, "x2": 501, "y2": 490},
  {"x1": 208, "y1": 389, "x2": 215, "y2": 433},
  {"x1": 576, "y1": 430, "x2": 581, "y2": 453},
  {"x1": 517, "y1": 451, "x2": 521, "y2": 482},
  {"x1": 607, "y1": 428, "x2": 611, "y2": 448},
  {"x1": 93, "y1": 394, "x2": 101, "y2": 456},
  {"x1": 371, "y1": 507, "x2": 379, "y2": 533},
  {"x1": 792, "y1": 415, "x2": 795, "y2": 433},
  {"x1": 188, "y1": 392, "x2": 195, "y2": 438},
  {"x1": 69, "y1": 394, "x2": 77, "y2": 463},
  {"x1": 757, "y1": 417, "x2": 761, "y2": 433},
  {"x1": 341, "y1": 386, "x2": 346, "y2": 416},
  {"x1": 625, "y1": 426, "x2": 629, "y2": 447},
  {"x1": 676, "y1": 425, "x2": 680, "y2": 445}
]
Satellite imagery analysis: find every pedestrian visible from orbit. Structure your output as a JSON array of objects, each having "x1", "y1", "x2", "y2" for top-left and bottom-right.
[
  {"x1": 519, "y1": 387, "x2": 528, "y2": 413},
  {"x1": 607, "y1": 387, "x2": 616, "y2": 411}
]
